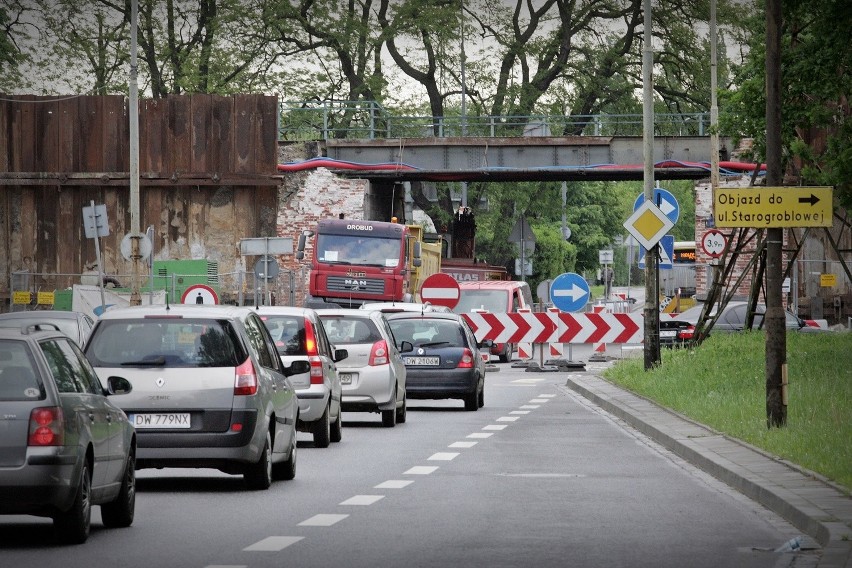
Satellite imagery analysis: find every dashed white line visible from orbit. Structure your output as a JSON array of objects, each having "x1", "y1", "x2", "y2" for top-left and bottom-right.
[
  {"x1": 510, "y1": 410, "x2": 531, "y2": 415},
  {"x1": 298, "y1": 514, "x2": 349, "y2": 527},
  {"x1": 538, "y1": 394, "x2": 556, "y2": 398},
  {"x1": 340, "y1": 495, "x2": 384, "y2": 506},
  {"x1": 428, "y1": 452, "x2": 459, "y2": 461},
  {"x1": 511, "y1": 378, "x2": 546, "y2": 384},
  {"x1": 520, "y1": 405, "x2": 540, "y2": 409},
  {"x1": 375, "y1": 479, "x2": 414, "y2": 489},
  {"x1": 243, "y1": 536, "x2": 304, "y2": 551},
  {"x1": 405, "y1": 465, "x2": 439, "y2": 475},
  {"x1": 449, "y1": 441, "x2": 478, "y2": 448},
  {"x1": 496, "y1": 416, "x2": 519, "y2": 422},
  {"x1": 482, "y1": 424, "x2": 507, "y2": 431},
  {"x1": 529, "y1": 398, "x2": 549, "y2": 403},
  {"x1": 467, "y1": 432, "x2": 493, "y2": 439}
]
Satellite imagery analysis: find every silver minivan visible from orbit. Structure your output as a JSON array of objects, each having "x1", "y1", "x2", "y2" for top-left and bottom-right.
[
  {"x1": 84, "y1": 305, "x2": 300, "y2": 490},
  {"x1": 318, "y1": 309, "x2": 408, "y2": 427}
]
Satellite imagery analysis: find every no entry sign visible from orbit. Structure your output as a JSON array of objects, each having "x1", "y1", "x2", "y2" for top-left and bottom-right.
[{"x1": 420, "y1": 273, "x2": 461, "y2": 309}]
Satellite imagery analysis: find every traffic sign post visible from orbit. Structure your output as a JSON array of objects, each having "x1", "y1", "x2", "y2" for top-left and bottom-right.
[
  {"x1": 550, "y1": 272, "x2": 590, "y2": 313},
  {"x1": 638, "y1": 235, "x2": 674, "y2": 269},
  {"x1": 700, "y1": 229, "x2": 727, "y2": 258},
  {"x1": 633, "y1": 187, "x2": 680, "y2": 225},
  {"x1": 623, "y1": 200, "x2": 675, "y2": 251},
  {"x1": 420, "y1": 273, "x2": 461, "y2": 309}
]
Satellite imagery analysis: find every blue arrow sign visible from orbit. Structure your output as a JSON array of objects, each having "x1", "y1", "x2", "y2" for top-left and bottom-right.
[
  {"x1": 550, "y1": 272, "x2": 591, "y2": 313},
  {"x1": 633, "y1": 188, "x2": 680, "y2": 225},
  {"x1": 639, "y1": 235, "x2": 675, "y2": 269}
]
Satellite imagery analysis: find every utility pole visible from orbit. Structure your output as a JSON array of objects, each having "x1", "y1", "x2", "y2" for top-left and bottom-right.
[
  {"x1": 765, "y1": 0, "x2": 786, "y2": 427},
  {"x1": 128, "y1": 0, "x2": 142, "y2": 306},
  {"x1": 642, "y1": 0, "x2": 661, "y2": 369}
]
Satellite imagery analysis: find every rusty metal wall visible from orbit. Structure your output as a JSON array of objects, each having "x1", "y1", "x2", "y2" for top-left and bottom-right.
[{"x1": 0, "y1": 94, "x2": 281, "y2": 309}]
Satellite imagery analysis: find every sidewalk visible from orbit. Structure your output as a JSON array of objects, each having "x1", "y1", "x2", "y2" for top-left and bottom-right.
[{"x1": 563, "y1": 369, "x2": 852, "y2": 568}]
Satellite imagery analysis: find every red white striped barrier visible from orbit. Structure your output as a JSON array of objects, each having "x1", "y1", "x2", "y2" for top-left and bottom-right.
[{"x1": 462, "y1": 311, "x2": 643, "y2": 345}]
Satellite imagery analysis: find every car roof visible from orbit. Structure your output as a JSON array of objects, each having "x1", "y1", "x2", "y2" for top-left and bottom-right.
[
  {"x1": 0, "y1": 326, "x2": 70, "y2": 342},
  {"x1": 0, "y1": 311, "x2": 82, "y2": 321},
  {"x1": 250, "y1": 305, "x2": 319, "y2": 319},
  {"x1": 318, "y1": 308, "x2": 377, "y2": 318},
  {"x1": 96, "y1": 304, "x2": 255, "y2": 320},
  {"x1": 359, "y1": 302, "x2": 450, "y2": 313},
  {"x1": 383, "y1": 311, "x2": 463, "y2": 322}
]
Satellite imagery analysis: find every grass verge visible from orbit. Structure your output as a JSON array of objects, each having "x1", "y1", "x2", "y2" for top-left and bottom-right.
[{"x1": 603, "y1": 331, "x2": 851, "y2": 494}]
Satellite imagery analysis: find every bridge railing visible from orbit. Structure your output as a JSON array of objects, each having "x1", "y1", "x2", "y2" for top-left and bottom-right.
[{"x1": 278, "y1": 100, "x2": 711, "y2": 141}]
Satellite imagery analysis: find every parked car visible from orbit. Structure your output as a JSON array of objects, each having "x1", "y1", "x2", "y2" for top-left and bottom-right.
[
  {"x1": 0, "y1": 310, "x2": 95, "y2": 348},
  {"x1": 660, "y1": 301, "x2": 828, "y2": 347},
  {"x1": 83, "y1": 305, "x2": 300, "y2": 490},
  {"x1": 384, "y1": 312, "x2": 491, "y2": 411},
  {"x1": 252, "y1": 306, "x2": 347, "y2": 447},
  {"x1": 0, "y1": 324, "x2": 136, "y2": 544},
  {"x1": 318, "y1": 309, "x2": 408, "y2": 427},
  {"x1": 360, "y1": 301, "x2": 452, "y2": 314}
]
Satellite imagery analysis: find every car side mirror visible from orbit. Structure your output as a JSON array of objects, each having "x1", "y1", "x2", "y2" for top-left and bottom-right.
[
  {"x1": 333, "y1": 348, "x2": 348, "y2": 362},
  {"x1": 107, "y1": 376, "x2": 133, "y2": 395},
  {"x1": 399, "y1": 340, "x2": 414, "y2": 353},
  {"x1": 478, "y1": 339, "x2": 494, "y2": 349},
  {"x1": 282, "y1": 360, "x2": 311, "y2": 377}
]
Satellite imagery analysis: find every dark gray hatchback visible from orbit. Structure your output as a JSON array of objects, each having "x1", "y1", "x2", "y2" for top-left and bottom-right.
[{"x1": 0, "y1": 324, "x2": 136, "y2": 544}]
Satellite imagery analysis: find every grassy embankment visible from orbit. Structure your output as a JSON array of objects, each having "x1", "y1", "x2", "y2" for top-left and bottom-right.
[{"x1": 603, "y1": 331, "x2": 851, "y2": 493}]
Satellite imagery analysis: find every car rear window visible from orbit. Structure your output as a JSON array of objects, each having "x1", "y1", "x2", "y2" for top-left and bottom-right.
[
  {"x1": 85, "y1": 318, "x2": 245, "y2": 368},
  {"x1": 319, "y1": 316, "x2": 382, "y2": 345},
  {"x1": 388, "y1": 318, "x2": 465, "y2": 347},
  {"x1": 259, "y1": 315, "x2": 307, "y2": 355},
  {"x1": 0, "y1": 340, "x2": 45, "y2": 401}
]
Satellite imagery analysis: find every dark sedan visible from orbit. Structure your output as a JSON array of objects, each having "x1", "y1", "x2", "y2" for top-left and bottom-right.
[
  {"x1": 660, "y1": 301, "x2": 826, "y2": 347},
  {"x1": 385, "y1": 312, "x2": 491, "y2": 411}
]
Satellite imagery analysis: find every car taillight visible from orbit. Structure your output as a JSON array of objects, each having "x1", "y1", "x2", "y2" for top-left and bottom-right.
[
  {"x1": 677, "y1": 325, "x2": 696, "y2": 340},
  {"x1": 28, "y1": 406, "x2": 64, "y2": 446},
  {"x1": 457, "y1": 348, "x2": 475, "y2": 369},
  {"x1": 304, "y1": 319, "x2": 324, "y2": 384},
  {"x1": 234, "y1": 357, "x2": 258, "y2": 395},
  {"x1": 369, "y1": 340, "x2": 389, "y2": 366}
]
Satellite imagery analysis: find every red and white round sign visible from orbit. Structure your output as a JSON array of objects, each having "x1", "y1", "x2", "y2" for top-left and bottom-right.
[
  {"x1": 701, "y1": 229, "x2": 727, "y2": 258},
  {"x1": 419, "y1": 273, "x2": 461, "y2": 309},
  {"x1": 181, "y1": 284, "x2": 219, "y2": 305}
]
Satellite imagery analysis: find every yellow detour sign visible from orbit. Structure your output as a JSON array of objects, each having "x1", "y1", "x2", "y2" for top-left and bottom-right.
[
  {"x1": 37, "y1": 291, "x2": 55, "y2": 305},
  {"x1": 13, "y1": 291, "x2": 32, "y2": 304},
  {"x1": 713, "y1": 186, "x2": 833, "y2": 228}
]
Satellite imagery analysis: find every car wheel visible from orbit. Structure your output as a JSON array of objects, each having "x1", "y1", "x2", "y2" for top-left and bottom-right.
[
  {"x1": 464, "y1": 386, "x2": 478, "y2": 411},
  {"x1": 381, "y1": 389, "x2": 397, "y2": 427},
  {"x1": 244, "y1": 431, "x2": 272, "y2": 490},
  {"x1": 498, "y1": 344, "x2": 511, "y2": 363},
  {"x1": 54, "y1": 461, "x2": 92, "y2": 544},
  {"x1": 330, "y1": 404, "x2": 342, "y2": 443},
  {"x1": 313, "y1": 404, "x2": 331, "y2": 448},
  {"x1": 273, "y1": 430, "x2": 297, "y2": 481},
  {"x1": 101, "y1": 450, "x2": 136, "y2": 528},
  {"x1": 396, "y1": 392, "x2": 407, "y2": 424},
  {"x1": 478, "y1": 381, "x2": 485, "y2": 408}
]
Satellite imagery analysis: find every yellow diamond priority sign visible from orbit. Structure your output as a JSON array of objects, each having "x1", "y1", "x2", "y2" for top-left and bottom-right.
[{"x1": 623, "y1": 200, "x2": 676, "y2": 250}]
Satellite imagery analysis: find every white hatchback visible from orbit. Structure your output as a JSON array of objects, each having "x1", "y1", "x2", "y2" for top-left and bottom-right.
[{"x1": 318, "y1": 309, "x2": 408, "y2": 427}]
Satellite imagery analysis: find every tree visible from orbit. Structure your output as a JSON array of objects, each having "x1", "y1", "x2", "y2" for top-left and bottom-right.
[{"x1": 0, "y1": 1, "x2": 35, "y2": 91}]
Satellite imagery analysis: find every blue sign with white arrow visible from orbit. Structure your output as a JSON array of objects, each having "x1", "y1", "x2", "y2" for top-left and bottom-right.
[
  {"x1": 638, "y1": 234, "x2": 675, "y2": 269},
  {"x1": 550, "y1": 272, "x2": 591, "y2": 313},
  {"x1": 633, "y1": 188, "x2": 680, "y2": 225}
]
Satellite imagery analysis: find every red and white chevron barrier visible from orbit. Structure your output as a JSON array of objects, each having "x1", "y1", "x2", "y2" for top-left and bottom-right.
[{"x1": 462, "y1": 311, "x2": 643, "y2": 345}]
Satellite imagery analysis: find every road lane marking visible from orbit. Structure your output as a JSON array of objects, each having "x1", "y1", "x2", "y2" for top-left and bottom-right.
[
  {"x1": 375, "y1": 480, "x2": 414, "y2": 489},
  {"x1": 496, "y1": 416, "x2": 519, "y2": 422},
  {"x1": 520, "y1": 405, "x2": 540, "y2": 409},
  {"x1": 511, "y1": 378, "x2": 545, "y2": 384},
  {"x1": 511, "y1": 410, "x2": 531, "y2": 415},
  {"x1": 482, "y1": 425, "x2": 507, "y2": 431},
  {"x1": 243, "y1": 536, "x2": 304, "y2": 551},
  {"x1": 449, "y1": 441, "x2": 477, "y2": 448},
  {"x1": 538, "y1": 394, "x2": 556, "y2": 398},
  {"x1": 467, "y1": 432, "x2": 493, "y2": 439},
  {"x1": 529, "y1": 398, "x2": 549, "y2": 403},
  {"x1": 298, "y1": 514, "x2": 348, "y2": 527},
  {"x1": 340, "y1": 495, "x2": 384, "y2": 506},
  {"x1": 428, "y1": 452, "x2": 459, "y2": 461},
  {"x1": 405, "y1": 466, "x2": 439, "y2": 474}
]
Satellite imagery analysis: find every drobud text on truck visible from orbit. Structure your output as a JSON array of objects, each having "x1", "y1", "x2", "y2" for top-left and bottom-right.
[{"x1": 297, "y1": 219, "x2": 427, "y2": 308}]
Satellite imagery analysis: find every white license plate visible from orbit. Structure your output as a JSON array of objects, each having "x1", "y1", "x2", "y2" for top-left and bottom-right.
[
  {"x1": 340, "y1": 373, "x2": 353, "y2": 385},
  {"x1": 404, "y1": 356, "x2": 440, "y2": 366},
  {"x1": 659, "y1": 330, "x2": 678, "y2": 338},
  {"x1": 129, "y1": 413, "x2": 191, "y2": 429}
]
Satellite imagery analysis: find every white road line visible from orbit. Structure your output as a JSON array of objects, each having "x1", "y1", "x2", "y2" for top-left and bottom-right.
[
  {"x1": 207, "y1": 565, "x2": 247, "y2": 568},
  {"x1": 340, "y1": 495, "x2": 384, "y2": 506},
  {"x1": 511, "y1": 378, "x2": 546, "y2": 383},
  {"x1": 496, "y1": 416, "x2": 519, "y2": 422},
  {"x1": 510, "y1": 410, "x2": 531, "y2": 415},
  {"x1": 298, "y1": 514, "x2": 349, "y2": 527},
  {"x1": 243, "y1": 536, "x2": 304, "y2": 551},
  {"x1": 375, "y1": 480, "x2": 414, "y2": 489},
  {"x1": 449, "y1": 441, "x2": 477, "y2": 448},
  {"x1": 529, "y1": 398, "x2": 549, "y2": 403},
  {"x1": 404, "y1": 465, "x2": 439, "y2": 475},
  {"x1": 428, "y1": 452, "x2": 459, "y2": 461},
  {"x1": 538, "y1": 394, "x2": 556, "y2": 398},
  {"x1": 482, "y1": 424, "x2": 507, "y2": 431},
  {"x1": 520, "y1": 405, "x2": 540, "y2": 409},
  {"x1": 467, "y1": 432, "x2": 493, "y2": 439}
]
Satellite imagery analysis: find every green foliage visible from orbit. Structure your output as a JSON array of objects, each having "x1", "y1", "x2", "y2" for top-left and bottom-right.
[{"x1": 604, "y1": 331, "x2": 852, "y2": 493}]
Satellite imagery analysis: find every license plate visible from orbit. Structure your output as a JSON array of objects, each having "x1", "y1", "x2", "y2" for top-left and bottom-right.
[
  {"x1": 340, "y1": 373, "x2": 353, "y2": 385},
  {"x1": 404, "y1": 356, "x2": 440, "y2": 366},
  {"x1": 129, "y1": 413, "x2": 191, "y2": 429},
  {"x1": 660, "y1": 330, "x2": 678, "y2": 338}
]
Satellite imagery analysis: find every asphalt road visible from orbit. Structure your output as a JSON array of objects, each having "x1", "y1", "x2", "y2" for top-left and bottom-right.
[{"x1": 0, "y1": 363, "x2": 804, "y2": 568}]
